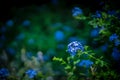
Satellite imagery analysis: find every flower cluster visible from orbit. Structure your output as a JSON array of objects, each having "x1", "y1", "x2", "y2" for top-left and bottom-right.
[
  {"x1": 0, "y1": 68, "x2": 9, "y2": 78},
  {"x1": 25, "y1": 69, "x2": 37, "y2": 78},
  {"x1": 67, "y1": 41, "x2": 84, "y2": 56},
  {"x1": 78, "y1": 60, "x2": 93, "y2": 68},
  {"x1": 72, "y1": 7, "x2": 83, "y2": 17},
  {"x1": 109, "y1": 33, "x2": 120, "y2": 46}
]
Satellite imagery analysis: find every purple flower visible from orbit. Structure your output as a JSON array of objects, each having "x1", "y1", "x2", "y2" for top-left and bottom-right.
[
  {"x1": 67, "y1": 41, "x2": 84, "y2": 56},
  {"x1": 72, "y1": 7, "x2": 83, "y2": 17},
  {"x1": 78, "y1": 60, "x2": 93, "y2": 68},
  {"x1": 26, "y1": 69, "x2": 37, "y2": 78},
  {"x1": 109, "y1": 33, "x2": 118, "y2": 41}
]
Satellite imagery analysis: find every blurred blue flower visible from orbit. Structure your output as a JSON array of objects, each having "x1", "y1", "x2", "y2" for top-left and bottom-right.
[
  {"x1": 22, "y1": 20, "x2": 31, "y2": 26},
  {"x1": 115, "y1": 39, "x2": 120, "y2": 46},
  {"x1": 16, "y1": 33, "x2": 25, "y2": 40},
  {"x1": 6, "y1": 47, "x2": 16, "y2": 55},
  {"x1": 63, "y1": 26, "x2": 73, "y2": 32},
  {"x1": 78, "y1": 60, "x2": 93, "y2": 68},
  {"x1": 0, "y1": 68, "x2": 9, "y2": 78},
  {"x1": 92, "y1": 11, "x2": 101, "y2": 18},
  {"x1": 90, "y1": 28, "x2": 99, "y2": 37},
  {"x1": 26, "y1": 69, "x2": 37, "y2": 78},
  {"x1": 72, "y1": 7, "x2": 83, "y2": 17},
  {"x1": 100, "y1": 43, "x2": 108, "y2": 52},
  {"x1": 54, "y1": 30, "x2": 64, "y2": 41},
  {"x1": 109, "y1": 33, "x2": 118, "y2": 41},
  {"x1": 28, "y1": 38, "x2": 35, "y2": 44},
  {"x1": 0, "y1": 35, "x2": 6, "y2": 41},
  {"x1": 0, "y1": 26, "x2": 6, "y2": 33},
  {"x1": 67, "y1": 41, "x2": 84, "y2": 56},
  {"x1": 112, "y1": 48, "x2": 120, "y2": 60},
  {"x1": 6, "y1": 20, "x2": 14, "y2": 27},
  {"x1": 108, "y1": 10, "x2": 116, "y2": 15}
]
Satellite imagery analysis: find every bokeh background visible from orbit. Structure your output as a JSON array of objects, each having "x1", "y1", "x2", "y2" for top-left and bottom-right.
[{"x1": 0, "y1": 0, "x2": 120, "y2": 80}]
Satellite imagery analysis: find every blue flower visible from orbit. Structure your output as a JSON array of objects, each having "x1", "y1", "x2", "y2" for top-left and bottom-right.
[
  {"x1": 6, "y1": 47, "x2": 16, "y2": 55},
  {"x1": 78, "y1": 60, "x2": 93, "y2": 68},
  {"x1": 100, "y1": 43, "x2": 108, "y2": 52},
  {"x1": 109, "y1": 33, "x2": 118, "y2": 41},
  {"x1": 16, "y1": 33, "x2": 25, "y2": 40},
  {"x1": 112, "y1": 48, "x2": 120, "y2": 60},
  {"x1": 108, "y1": 10, "x2": 116, "y2": 16},
  {"x1": 28, "y1": 38, "x2": 35, "y2": 44},
  {"x1": 114, "y1": 39, "x2": 120, "y2": 46},
  {"x1": 26, "y1": 69, "x2": 37, "y2": 78},
  {"x1": 90, "y1": 28, "x2": 100, "y2": 37},
  {"x1": 92, "y1": 11, "x2": 101, "y2": 18},
  {"x1": 72, "y1": 7, "x2": 83, "y2": 17},
  {"x1": 0, "y1": 68, "x2": 9, "y2": 78},
  {"x1": 6, "y1": 20, "x2": 14, "y2": 27},
  {"x1": 54, "y1": 30, "x2": 64, "y2": 41},
  {"x1": 22, "y1": 20, "x2": 31, "y2": 26},
  {"x1": 67, "y1": 41, "x2": 84, "y2": 56}
]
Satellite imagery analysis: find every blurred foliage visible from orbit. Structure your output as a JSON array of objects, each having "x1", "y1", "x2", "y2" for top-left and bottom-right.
[{"x1": 0, "y1": 0, "x2": 120, "y2": 80}]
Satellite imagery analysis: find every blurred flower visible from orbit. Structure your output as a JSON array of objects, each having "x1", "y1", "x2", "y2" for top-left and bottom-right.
[
  {"x1": 6, "y1": 47, "x2": 16, "y2": 55},
  {"x1": 63, "y1": 26, "x2": 73, "y2": 32},
  {"x1": 78, "y1": 60, "x2": 93, "y2": 68},
  {"x1": 16, "y1": 33, "x2": 25, "y2": 40},
  {"x1": 112, "y1": 48, "x2": 120, "y2": 60},
  {"x1": 109, "y1": 33, "x2": 118, "y2": 41},
  {"x1": 0, "y1": 26, "x2": 6, "y2": 33},
  {"x1": 90, "y1": 28, "x2": 99, "y2": 37},
  {"x1": 0, "y1": 68, "x2": 9, "y2": 78},
  {"x1": 100, "y1": 43, "x2": 108, "y2": 52},
  {"x1": 108, "y1": 10, "x2": 116, "y2": 16},
  {"x1": 72, "y1": 7, "x2": 83, "y2": 17},
  {"x1": 54, "y1": 30, "x2": 64, "y2": 41},
  {"x1": 22, "y1": 20, "x2": 31, "y2": 26},
  {"x1": 114, "y1": 39, "x2": 120, "y2": 46},
  {"x1": 6, "y1": 20, "x2": 14, "y2": 27},
  {"x1": 92, "y1": 11, "x2": 101, "y2": 18},
  {"x1": 68, "y1": 37, "x2": 80, "y2": 42},
  {"x1": 28, "y1": 38, "x2": 35, "y2": 44},
  {"x1": 67, "y1": 41, "x2": 84, "y2": 56},
  {"x1": 26, "y1": 69, "x2": 37, "y2": 78}
]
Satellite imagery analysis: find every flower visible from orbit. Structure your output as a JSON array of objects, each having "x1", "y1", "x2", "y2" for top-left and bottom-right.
[
  {"x1": 54, "y1": 30, "x2": 64, "y2": 41},
  {"x1": 22, "y1": 20, "x2": 31, "y2": 26},
  {"x1": 67, "y1": 41, "x2": 84, "y2": 56},
  {"x1": 114, "y1": 39, "x2": 120, "y2": 46},
  {"x1": 6, "y1": 20, "x2": 14, "y2": 27},
  {"x1": 112, "y1": 48, "x2": 120, "y2": 60},
  {"x1": 72, "y1": 7, "x2": 83, "y2": 17},
  {"x1": 78, "y1": 60, "x2": 93, "y2": 68},
  {"x1": 109, "y1": 33, "x2": 118, "y2": 41},
  {"x1": 25, "y1": 69, "x2": 37, "y2": 78},
  {"x1": 90, "y1": 28, "x2": 100, "y2": 37},
  {"x1": 0, "y1": 68, "x2": 9, "y2": 78}
]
